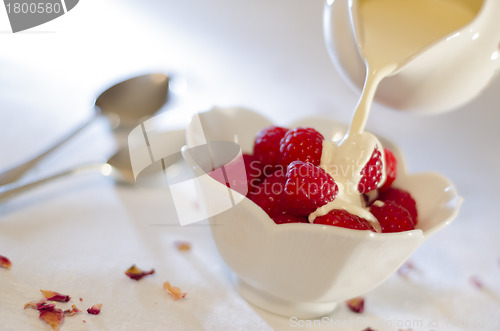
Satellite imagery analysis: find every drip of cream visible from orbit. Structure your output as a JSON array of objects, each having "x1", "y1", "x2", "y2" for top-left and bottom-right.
[{"x1": 310, "y1": 0, "x2": 479, "y2": 229}]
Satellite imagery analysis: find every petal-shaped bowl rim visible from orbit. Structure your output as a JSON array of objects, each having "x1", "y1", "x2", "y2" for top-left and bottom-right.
[{"x1": 185, "y1": 106, "x2": 462, "y2": 241}]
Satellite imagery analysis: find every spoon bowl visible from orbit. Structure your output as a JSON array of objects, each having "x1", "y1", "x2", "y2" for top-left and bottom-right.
[
  {"x1": 95, "y1": 73, "x2": 169, "y2": 129},
  {"x1": 0, "y1": 73, "x2": 169, "y2": 185}
]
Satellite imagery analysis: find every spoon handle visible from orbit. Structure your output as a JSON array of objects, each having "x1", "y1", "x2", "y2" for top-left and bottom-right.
[
  {"x1": 0, "y1": 163, "x2": 104, "y2": 202},
  {"x1": 0, "y1": 115, "x2": 97, "y2": 186}
]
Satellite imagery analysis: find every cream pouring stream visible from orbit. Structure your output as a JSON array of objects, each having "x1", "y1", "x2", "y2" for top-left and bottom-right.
[{"x1": 311, "y1": 0, "x2": 480, "y2": 227}]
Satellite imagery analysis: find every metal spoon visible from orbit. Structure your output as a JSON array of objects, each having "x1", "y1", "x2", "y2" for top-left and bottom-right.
[
  {"x1": 0, "y1": 73, "x2": 169, "y2": 186},
  {"x1": 0, "y1": 128, "x2": 187, "y2": 202},
  {"x1": 0, "y1": 152, "x2": 132, "y2": 202}
]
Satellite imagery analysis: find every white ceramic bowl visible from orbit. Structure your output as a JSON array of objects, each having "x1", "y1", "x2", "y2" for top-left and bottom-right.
[{"x1": 183, "y1": 106, "x2": 462, "y2": 318}]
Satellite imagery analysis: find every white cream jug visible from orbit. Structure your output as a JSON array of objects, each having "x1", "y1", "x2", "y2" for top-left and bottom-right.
[{"x1": 323, "y1": 0, "x2": 500, "y2": 114}]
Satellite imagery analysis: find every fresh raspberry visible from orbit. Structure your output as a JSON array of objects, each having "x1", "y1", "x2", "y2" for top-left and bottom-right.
[
  {"x1": 313, "y1": 209, "x2": 375, "y2": 231},
  {"x1": 380, "y1": 148, "x2": 397, "y2": 190},
  {"x1": 282, "y1": 161, "x2": 338, "y2": 216},
  {"x1": 370, "y1": 200, "x2": 414, "y2": 233},
  {"x1": 272, "y1": 213, "x2": 308, "y2": 224},
  {"x1": 358, "y1": 146, "x2": 383, "y2": 193},
  {"x1": 377, "y1": 187, "x2": 418, "y2": 225},
  {"x1": 279, "y1": 127, "x2": 324, "y2": 167},
  {"x1": 253, "y1": 126, "x2": 288, "y2": 168},
  {"x1": 209, "y1": 154, "x2": 262, "y2": 196},
  {"x1": 248, "y1": 171, "x2": 286, "y2": 218},
  {"x1": 242, "y1": 154, "x2": 264, "y2": 193}
]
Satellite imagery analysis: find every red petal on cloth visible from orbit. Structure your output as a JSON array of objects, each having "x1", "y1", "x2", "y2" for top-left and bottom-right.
[
  {"x1": 37, "y1": 301, "x2": 57, "y2": 311},
  {"x1": 40, "y1": 290, "x2": 71, "y2": 302},
  {"x1": 39, "y1": 308, "x2": 64, "y2": 331},
  {"x1": 397, "y1": 261, "x2": 416, "y2": 278},
  {"x1": 125, "y1": 265, "x2": 155, "y2": 281},
  {"x1": 0, "y1": 255, "x2": 12, "y2": 269},
  {"x1": 23, "y1": 301, "x2": 39, "y2": 310},
  {"x1": 24, "y1": 299, "x2": 55, "y2": 311},
  {"x1": 87, "y1": 304, "x2": 102, "y2": 315},
  {"x1": 346, "y1": 297, "x2": 365, "y2": 313},
  {"x1": 163, "y1": 281, "x2": 187, "y2": 300},
  {"x1": 470, "y1": 275, "x2": 484, "y2": 289},
  {"x1": 64, "y1": 304, "x2": 81, "y2": 316}
]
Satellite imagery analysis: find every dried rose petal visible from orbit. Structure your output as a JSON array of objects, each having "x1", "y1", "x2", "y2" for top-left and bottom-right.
[
  {"x1": 24, "y1": 299, "x2": 56, "y2": 312},
  {"x1": 346, "y1": 297, "x2": 365, "y2": 313},
  {"x1": 397, "y1": 261, "x2": 416, "y2": 278},
  {"x1": 37, "y1": 301, "x2": 57, "y2": 312},
  {"x1": 163, "y1": 281, "x2": 187, "y2": 300},
  {"x1": 0, "y1": 255, "x2": 12, "y2": 269},
  {"x1": 87, "y1": 304, "x2": 102, "y2": 315},
  {"x1": 24, "y1": 301, "x2": 39, "y2": 310},
  {"x1": 39, "y1": 308, "x2": 64, "y2": 331},
  {"x1": 174, "y1": 241, "x2": 191, "y2": 251},
  {"x1": 125, "y1": 265, "x2": 155, "y2": 281},
  {"x1": 40, "y1": 290, "x2": 71, "y2": 302},
  {"x1": 470, "y1": 275, "x2": 484, "y2": 289},
  {"x1": 64, "y1": 304, "x2": 81, "y2": 316}
]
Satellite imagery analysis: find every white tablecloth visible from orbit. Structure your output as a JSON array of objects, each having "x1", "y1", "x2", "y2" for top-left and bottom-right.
[{"x1": 1, "y1": 0, "x2": 499, "y2": 330}]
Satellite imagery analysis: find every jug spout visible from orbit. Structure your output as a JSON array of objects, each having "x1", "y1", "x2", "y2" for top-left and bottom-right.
[{"x1": 476, "y1": 0, "x2": 500, "y2": 69}]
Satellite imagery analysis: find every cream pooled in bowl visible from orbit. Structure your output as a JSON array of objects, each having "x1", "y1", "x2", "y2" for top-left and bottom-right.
[{"x1": 181, "y1": 106, "x2": 461, "y2": 318}]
